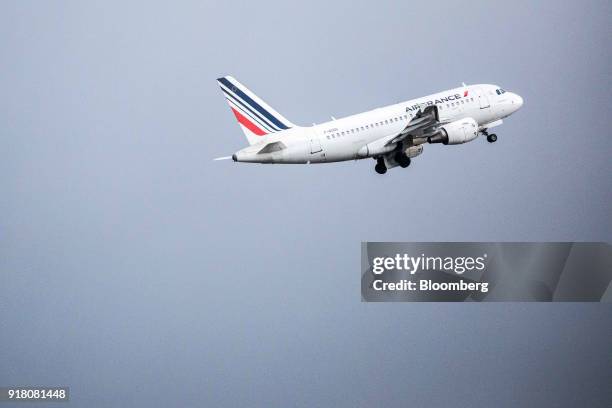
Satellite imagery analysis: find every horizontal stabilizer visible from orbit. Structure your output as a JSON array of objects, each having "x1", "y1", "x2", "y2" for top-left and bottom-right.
[{"x1": 257, "y1": 141, "x2": 286, "y2": 154}]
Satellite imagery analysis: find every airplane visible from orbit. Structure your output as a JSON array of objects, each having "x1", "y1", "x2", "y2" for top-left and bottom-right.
[{"x1": 215, "y1": 76, "x2": 523, "y2": 174}]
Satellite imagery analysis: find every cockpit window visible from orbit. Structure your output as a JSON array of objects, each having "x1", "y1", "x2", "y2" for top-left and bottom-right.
[{"x1": 496, "y1": 88, "x2": 507, "y2": 95}]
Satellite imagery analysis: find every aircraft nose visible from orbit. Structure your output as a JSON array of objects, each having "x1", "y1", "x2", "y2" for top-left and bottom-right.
[{"x1": 513, "y1": 93, "x2": 524, "y2": 110}]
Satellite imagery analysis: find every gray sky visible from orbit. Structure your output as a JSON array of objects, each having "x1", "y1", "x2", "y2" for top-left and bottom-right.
[{"x1": 1, "y1": 1, "x2": 611, "y2": 406}]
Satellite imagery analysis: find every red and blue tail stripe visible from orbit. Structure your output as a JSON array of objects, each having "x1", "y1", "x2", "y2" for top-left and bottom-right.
[
  {"x1": 220, "y1": 86, "x2": 276, "y2": 134},
  {"x1": 230, "y1": 107, "x2": 267, "y2": 136},
  {"x1": 217, "y1": 76, "x2": 294, "y2": 143},
  {"x1": 218, "y1": 77, "x2": 291, "y2": 131}
]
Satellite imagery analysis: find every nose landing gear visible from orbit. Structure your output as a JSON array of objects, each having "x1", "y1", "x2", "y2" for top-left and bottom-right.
[{"x1": 482, "y1": 129, "x2": 498, "y2": 143}]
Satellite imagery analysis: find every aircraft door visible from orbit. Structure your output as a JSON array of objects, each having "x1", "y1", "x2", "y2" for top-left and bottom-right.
[
  {"x1": 476, "y1": 87, "x2": 490, "y2": 109},
  {"x1": 308, "y1": 137, "x2": 327, "y2": 163},
  {"x1": 310, "y1": 138, "x2": 322, "y2": 154}
]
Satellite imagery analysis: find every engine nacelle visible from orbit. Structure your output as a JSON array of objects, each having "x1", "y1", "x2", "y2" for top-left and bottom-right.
[{"x1": 428, "y1": 117, "x2": 479, "y2": 145}]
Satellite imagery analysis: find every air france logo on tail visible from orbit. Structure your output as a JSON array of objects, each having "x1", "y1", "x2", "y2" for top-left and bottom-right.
[
  {"x1": 230, "y1": 106, "x2": 267, "y2": 136},
  {"x1": 217, "y1": 76, "x2": 295, "y2": 145}
]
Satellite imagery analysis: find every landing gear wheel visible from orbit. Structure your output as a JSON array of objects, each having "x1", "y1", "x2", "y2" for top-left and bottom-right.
[
  {"x1": 487, "y1": 134, "x2": 497, "y2": 143},
  {"x1": 395, "y1": 153, "x2": 411, "y2": 168},
  {"x1": 375, "y1": 158, "x2": 387, "y2": 174}
]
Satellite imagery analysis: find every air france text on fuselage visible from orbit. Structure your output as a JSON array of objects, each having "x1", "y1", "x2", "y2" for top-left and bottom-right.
[{"x1": 405, "y1": 93, "x2": 463, "y2": 112}]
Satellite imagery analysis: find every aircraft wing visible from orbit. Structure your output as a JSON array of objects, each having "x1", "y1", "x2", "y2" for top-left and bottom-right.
[{"x1": 385, "y1": 105, "x2": 442, "y2": 146}]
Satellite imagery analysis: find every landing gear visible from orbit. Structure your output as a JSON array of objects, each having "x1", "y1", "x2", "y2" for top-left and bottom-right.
[
  {"x1": 375, "y1": 158, "x2": 387, "y2": 174},
  {"x1": 482, "y1": 129, "x2": 497, "y2": 143},
  {"x1": 395, "y1": 152, "x2": 411, "y2": 168}
]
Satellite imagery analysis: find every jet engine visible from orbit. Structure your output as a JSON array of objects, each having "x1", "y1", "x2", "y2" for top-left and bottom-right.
[{"x1": 428, "y1": 117, "x2": 478, "y2": 145}]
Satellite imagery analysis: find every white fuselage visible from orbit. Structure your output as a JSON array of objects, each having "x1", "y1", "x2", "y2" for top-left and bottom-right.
[{"x1": 233, "y1": 84, "x2": 523, "y2": 164}]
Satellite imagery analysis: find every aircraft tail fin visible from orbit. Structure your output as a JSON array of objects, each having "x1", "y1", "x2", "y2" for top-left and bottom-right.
[{"x1": 216, "y1": 76, "x2": 296, "y2": 145}]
